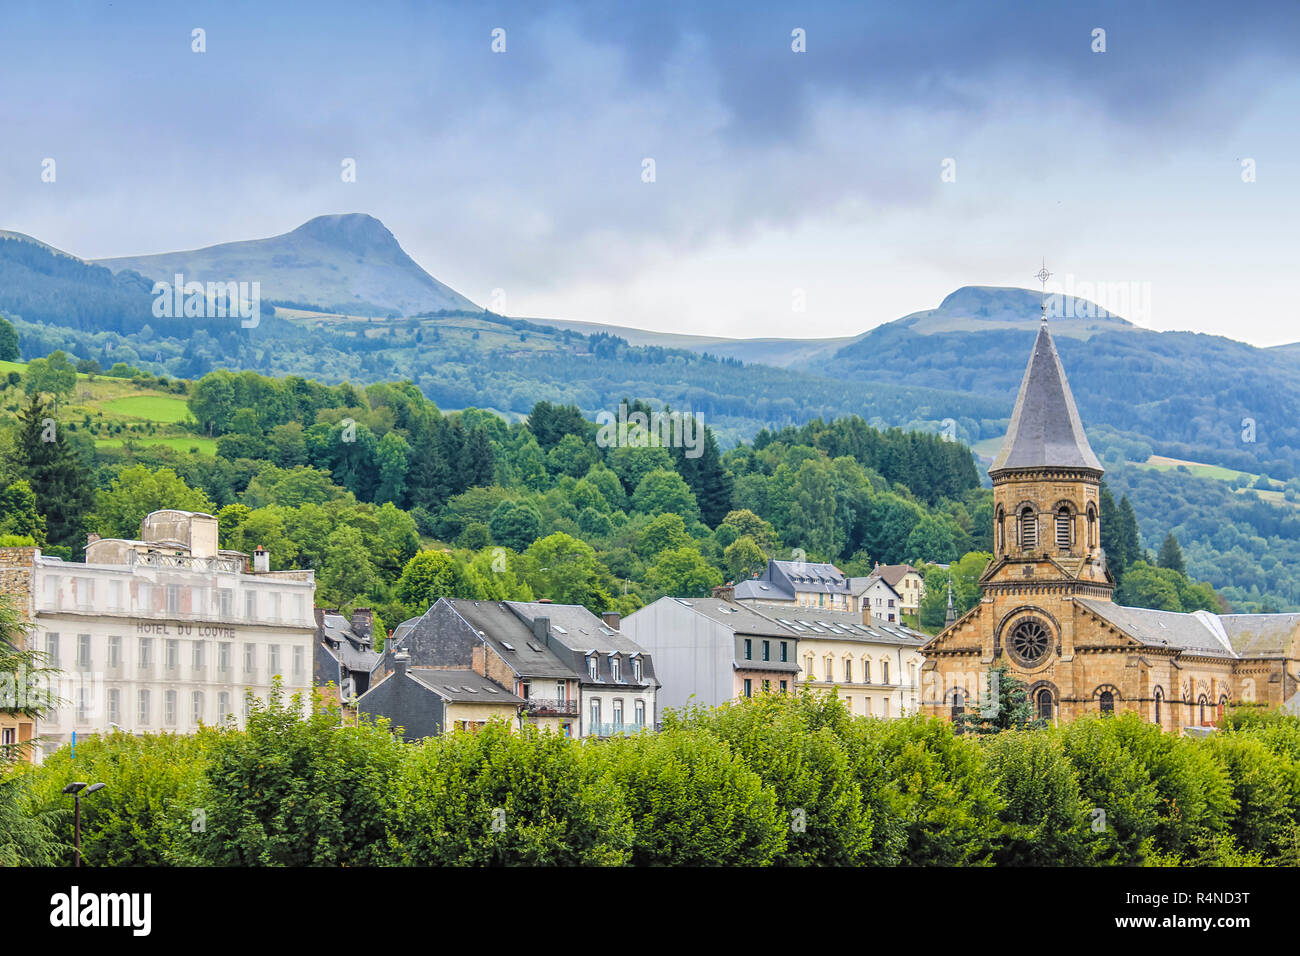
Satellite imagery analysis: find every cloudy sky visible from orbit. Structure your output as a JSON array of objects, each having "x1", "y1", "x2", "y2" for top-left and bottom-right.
[{"x1": 2, "y1": 0, "x2": 1298, "y2": 344}]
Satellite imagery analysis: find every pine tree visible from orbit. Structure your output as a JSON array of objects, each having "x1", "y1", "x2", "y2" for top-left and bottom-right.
[
  {"x1": 1117, "y1": 495, "x2": 1141, "y2": 575},
  {"x1": 1099, "y1": 482, "x2": 1125, "y2": 582},
  {"x1": 955, "y1": 662, "x2": 1042, "y2": 735},
  {"x1": 465, "y1": 426, "x2": 496, "y2": 488},
  {"x1": 1156, "y1": 532, "x2": 1186, "y2": 575},
  {"x1": 13, "y1": 394, "x2": 93, "y2": 551}
]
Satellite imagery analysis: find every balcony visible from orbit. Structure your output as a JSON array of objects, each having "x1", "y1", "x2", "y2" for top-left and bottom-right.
[
  {"x1": 589, "y1": 721, "x2": 647, "y2": 737},
  {"x1": 129, "y1": 552, "x2": 244, "y2": 574},
  {"x1": 525, "y1": 697, "x2": 579, "y2": 717}
]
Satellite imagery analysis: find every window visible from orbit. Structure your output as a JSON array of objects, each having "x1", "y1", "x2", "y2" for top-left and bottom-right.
[
  {"x1": 779, "y1": 680, "x2": 788, "y2": 692},
  {"x1": 245, "y1": 591, "x2": 256, "y2": 620},
  {"x1": 612, "y1": 699, "x2": 623, "y2": 728},
  {"x1": 1036, "y1": 688, "x2": 1054, "y2": 722},
  {"x1": 951, "y1": 689, "x2": 965, "y2": 722},
  {"x1": 805, "y1": 655, "x2": 814, "y2": 679},
  {"x1": 165, "y1": 690, "x2": 177, "y2": 725},
  {"x1": 824, "y1": 657, "x2": 833, "y2": 682},
  {"x1": 882, "y1": 660, "x2": 890, "y2": 684},
  {"x1": 1008, "y1": 618, "x2": 1051, "y2": 666},
  {"x1": 77, "y1": 634, "x2": 91, "y2": 668},
  {"x1": 293, "y1": 594, "x2": 305, "y2": 622},
  {"x1": 1055, "y1": 506, "x2": 1072, "y2": 549},
  {"x1": 292, "y1": 645, "x2": 304, "y2": 679},
  {"x1": 780, "y1": 641, "x2": 788, "y2": 663},
  {"x1": 166, "y1": 585, "x2": 180, "y2": 614},
  {"x1": 587, "y1": 655, "x2": 599, "y2": 680},
  {"x1": 762, "y1": 679, "x2": 771, "y2": 693},
  {"x1": 75, "y1": 577, "x2": 94, "y2": 609},
  {"x1": 844, "y1": 659, "x2": 852, "y2": 683},
  {"x1": 762, "y1": 640, "x2": 770, "y2": 662},
  {"x1": 743, "y1": 638, "x2": 752, "y2": 660},
  {"x1": 44, "y1": 633, "x2": 59, "y2": 667},
  {"x1": 1099, "y1": 690, "x2": 1115, "y2": 714},
  {"x1": 632, "y1": 658, "x2": 642, "y2": 682},
  {"x1": 138, "y1": 583, "x2": 152, "y2": 610},
  {"x1": 244, "y1": 643, "x2": 256, "y2": 675},
  {"x1": 108, "y1": 688, "x2": 120, "y2": 725},
  {"x1": 882, "y1": 698, "x2": 890, "y2": 718},
  {"x1": 743, "y1": 679, "x2": 752, "y2": 698},
  {"x1": 137, "y1": 689, "x2": 151, "y2": 725},
  {"x1": 108, "y1": 636, "x2": 121, "y2": 668},
  {"x1": 269, "y1": 644, "x2": 281, "y2": 677},
  {"x1": 219, "y1": 588, "x2": 233, "y2": 617},
  {"x1": 218, "y1": 642, "x2": 231, "y2": 673},
  {"x1": 218, "y1": 691, "x2": 230, "y2": 720},
  {"x1": 166, "y1": 639, "x2": 179, "y2": 671},
  {"x1": 589, "y1": 698, "x2": 601, "y2": 729},
  {"x1": 138, "y1": 637, "x2": 153, "y2": 669},
  {"x1": 1154, "y1": 688, "x2": 1163, "y2": 724},
  {"x1": 844, "y1": 695, "x2": 852, "y2": 714},
  {"x1": 76, "y1": 686, "x2": 89, "y2": 721},
  {"x1": 1087, "y1": 505, "x2": 1098, "y2": 548},
  {"x1": 610, "y1": 655, "x2": 621, "y2": 682},
  {"x1": 1198, "y1": 695, "x2": 1207, "y2": 725},
  {"x1": 192, "y1": 641, "x2": 205, "y2": 669},
  {"x1": 556, "y1": 681, "x2": 567, "y2": 701},
  {"x1": 269, "y1": 593, "x2": 282, "y2": 620},
  {"x1": 864, "y1": 660, "x2": 872, "y2": 683},
  {"x1": 1019, "y1": 506, "x2": 1037, "y2": 548},
  {"x1": 634, "y1": 699, "x2": 645, "y2": 727},
  {"x1": 192, "y1": 691, "x2": 204, "y2": 725}
]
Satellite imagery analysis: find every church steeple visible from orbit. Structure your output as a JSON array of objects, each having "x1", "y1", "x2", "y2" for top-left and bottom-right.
[
  {"x1": 945, "y1": 578, "x2": 957, "y2": 625},
  {"x1": 989, "y1": 275, "x2": 1102, "y2": 477}
]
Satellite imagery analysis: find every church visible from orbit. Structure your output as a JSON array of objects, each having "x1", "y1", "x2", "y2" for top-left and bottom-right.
[{"x1": 921, "y1": 312, "x2": 1300, "y2": 732}]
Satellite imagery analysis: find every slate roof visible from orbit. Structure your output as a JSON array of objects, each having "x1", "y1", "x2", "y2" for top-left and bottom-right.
[
  {"x1": 406, "y1": 667, "x2": 526, "y2": 705},
  {"x1": 675, "y1": 598, "x2": 802, "y2": 638},
  {"x1": 1077, "y1": 599, "x2": 1238, "y2": 658},
  {"x1": 444, "y1": 600, "x2": 580, "y2": 680},
  {"x1": 870, "y1": 564, "x2": 918, "y2": 590},
  {"x1": 848, "y1": 574, "x2": 902, "y2": 599},
  {"x1": 733, "y1": 578, "x2": 794, "y2": 601},
  {"x1": 990, "y1": 323, "x2": 1103, "y2": 475},
  {"x1": 1217, "y1": 614, "x2": 1300, "y2": 657},
  {"x1": 319, "y1": 612, "x2": 381, "y2": 674},
  {"x1": 748, "y1": 605, "x2": 927, "y2": 647},
  {"x1": 505, "y1": 601, "x2": 660, "y2": 689}
]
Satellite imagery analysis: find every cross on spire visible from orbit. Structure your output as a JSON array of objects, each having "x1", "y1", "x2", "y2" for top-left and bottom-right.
[{"x1": 1035, "y1": 259, "x2": 1053, "y2": 323}]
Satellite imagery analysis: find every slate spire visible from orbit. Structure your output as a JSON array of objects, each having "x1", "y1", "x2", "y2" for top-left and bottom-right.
[{"x1": 989, "y1": 317, "x2": 1103, "y2": 477}]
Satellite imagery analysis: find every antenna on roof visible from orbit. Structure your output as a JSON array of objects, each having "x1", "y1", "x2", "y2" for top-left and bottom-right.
[{"x1": 1035, "y1": 259, "x2": 1053, "y2": 324}]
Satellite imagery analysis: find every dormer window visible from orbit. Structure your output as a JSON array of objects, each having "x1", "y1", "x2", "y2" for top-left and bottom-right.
[
  {"x1": 632, "y1": 657, "x2": 642, "y2": 682},
  {"x1": 587, "y1": 654, "x2": 598, "y2": 680},
  {"x1": 1019, "y1": 507, "x2": 1037, "y2": 548},
  {"x1": 1055, "y1": 506, "x2": 1072, "y2": 549},
  {"x1": 611, "y1": 655, "x2": 621, "y2": 682}
]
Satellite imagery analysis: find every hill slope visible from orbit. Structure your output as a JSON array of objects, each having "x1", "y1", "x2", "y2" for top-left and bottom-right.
[{"x1": 94, "y1": 213, "x2": 481, "y2": 317}]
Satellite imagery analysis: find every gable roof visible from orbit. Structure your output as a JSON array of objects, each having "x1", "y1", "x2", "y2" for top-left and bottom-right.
[
  {"x1": 673, "y1": 597, "x2": 800, "y2": 639},
  {"x1": 394, "y1": 598, "x2": 580, "y2": 680},
  {"x1": 748, "y1": 605, "x2": 927, "y2": 647},
  {"x1": 871, "y1": 564, "x2": 918, "y2": 589},
  {"x1": 990, "y1": 323, "x2": 1103, "y2": 476},
  {"x1": 406, "y1": 667, "x2": 526, "y2": 705},
  {"x1": 1217, "y1": 614, "x2": 1300, "y2": 657},
  {"x1": 319, "y1": 612, "x2": 382, "y2": 674},
  {"x1": 1077, "y1": 599, "x2": 1237, "y2": 658}
]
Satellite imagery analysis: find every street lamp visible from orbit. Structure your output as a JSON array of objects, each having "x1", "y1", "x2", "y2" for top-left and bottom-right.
[{"x1": 62, "y1": 781, "x2": 107, "y2": 867}]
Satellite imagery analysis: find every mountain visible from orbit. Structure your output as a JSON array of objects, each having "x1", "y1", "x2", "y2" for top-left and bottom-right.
[{"x1": 93, "y1": 213, "x2": 481, "y2": 317}]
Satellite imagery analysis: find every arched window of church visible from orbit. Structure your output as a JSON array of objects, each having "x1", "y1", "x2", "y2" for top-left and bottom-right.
[
  {"x1": 1036, "y1": 688, "x2": 1053, "y2": 722},
  {"x1": 1055, "y1": 506, "x2": 1072, "y2": 549},
  {"x1": 1019, "y1": 507, "x2": 1037, "y2": 548},
  {"x1": 1198, "y1": 695, "x2": 1207, "y2": 725},
  {"x1": 1154, "y1": 688, "x2": 1163, "y2": 724},
  {"x1": 951, "y1": 688, "x2": 965, "y2": 722},
  {"x1": 996, "y1": 507, "x2": 1005, "y2": 551},
  {"x1": 1099, "y1": 690, "x2": 1114, "y2": 714},
  {"x1": 1086, "y1": 505, "x2": 1097, "y2": 548}
]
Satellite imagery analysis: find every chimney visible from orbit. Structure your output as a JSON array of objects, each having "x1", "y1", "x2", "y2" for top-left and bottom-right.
[
  {"x1": 711, "y1": 583, "x2": 735, "y2": 601},
  {"x1": 253, "y1": 546, "x2": 269, "y2": 573},
  {"x1": 532, "y1": 616, "x2": 550, "y2": 646},
  {"x1": 393, "y1": 651, "x2": 410, "y2": 678},
  {"x1": 313, "y1": 606, "x2": 325, "y2": 630},
  {"x1": 350, "y1": 607, "x2": 375, "y2": 642},
  {"x1": 862, "y1": 604, "x2": 873, "y2": 626},
  {"x1": 601, "y1": 611, "x2": 621, "y2": 630}
]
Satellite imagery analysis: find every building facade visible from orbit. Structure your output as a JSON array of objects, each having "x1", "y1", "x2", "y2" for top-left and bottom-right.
[
  {"x1": 852, "y1": 564, "x2": 924, "y2": 617},
  {"x1": 0, "y1": 510, "x2": 316, "y2": 761},
  {"x1": 732, "y1": 559, "x2": 853, "y2": 610},
  {"x1": 922, "y1": 320, "x2": 1300, "y2": 730}
]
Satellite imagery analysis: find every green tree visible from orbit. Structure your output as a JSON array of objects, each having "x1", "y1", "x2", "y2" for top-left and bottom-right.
[
  {"x1": 984, "y1": 731, "x2": 1096, "y2": 866},
  {"x1": 724, "y1": 534, "x2": 766, "y2": 582},
  {"x1": 596, "y1": 728, "x2": 786, "y2": 866},
  {"x1": 488, "y1": 500, "x2": 542, "y2": 552},
  {"x1": 0, "y1": 480, "x2": 47, "y2": 547},
  {"x1": 374, "y1": 430, "x2": 411, "y2": 505},
  {"x1": 1156, "y1": 531, "x2": 1186, "y2": 575},
  {"x1": 12, "y1": 394, "x2": 93, "y2": 550},
  {"x1": 0, "y1": 315, "x2": 18, "y2": 362},
  {"x1": 91, "y1": 465, "x2": 216, "y2": 539},
  {"x1": 635, "y1": 512, "x2": 690, "y2": 558},
  {"x1": 956, "y1": 662, "x2": 1042, "y2": 735},
  {"x1": 523, "y1": 533, "x2": 613, "y2": 609},
  {"x1": 630, "y1": 468, "x2": 700, "y2": 522},
  {"x1": 720, "y1": 509, "x2": 778, "y2": 553},
  {"x1": 645, "y1": 547, "x2": 723, "y2": 598},
  {"x1": 395, "y1": 550, "x2": 478, "y2": 617},
  {"x1": 189, "y1": 685, "x2": 406, "y2": 865},
  {"x1": 320, "y1": 525, "x2": 382, "y2": 606},
  {"x1": 23, "y1": 350, "x2": 77, "y2": 409},
  {"x1": 388, "y1": 722, "x2": 631, "y2": 865}
]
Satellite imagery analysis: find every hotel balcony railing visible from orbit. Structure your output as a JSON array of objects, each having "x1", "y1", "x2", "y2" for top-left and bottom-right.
[
  {"x1": 129, "y1": 552, "x2": 245, "y2": 574},
  {"x1": 524, "y1": 697, "x2": 580, "y2": 717},
  {"x1": 590, "y1": 721, "x2": 647, "y2": 737}
]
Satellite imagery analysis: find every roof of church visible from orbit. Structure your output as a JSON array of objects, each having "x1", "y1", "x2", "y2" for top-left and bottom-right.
[
  {"x1": 990, "y1": 322, "x2": 1103, "y2": 476},
  {"x1": 1077, "y1": 599, "x2": 1300, "y2": 659}
]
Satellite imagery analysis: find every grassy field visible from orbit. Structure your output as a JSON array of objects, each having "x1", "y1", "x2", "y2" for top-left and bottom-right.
[
  {"x1": 1137, "y1": 454, "x2": 1252, "y2": 482},
  {"x1": 100, "y1": 395, "x2": 194, "y2": 423},
  {"x1": 94, "y1": 435, "x2": 217, "y2": 455}
]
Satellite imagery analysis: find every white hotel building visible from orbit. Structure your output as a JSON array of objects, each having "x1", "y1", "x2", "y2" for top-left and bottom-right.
[{"x1": 0, "y1": 510, "x2": 315, "y2": 762}]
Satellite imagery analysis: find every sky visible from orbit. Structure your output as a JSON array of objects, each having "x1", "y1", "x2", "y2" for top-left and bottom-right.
[{"x1": 2, "y1": 0, "x2": 1298, "y2": 345}]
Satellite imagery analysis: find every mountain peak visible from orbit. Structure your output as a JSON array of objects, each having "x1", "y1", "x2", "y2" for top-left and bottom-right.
[{"x1": 290, "y1": 213, "x2": 400, "y2": 254}]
